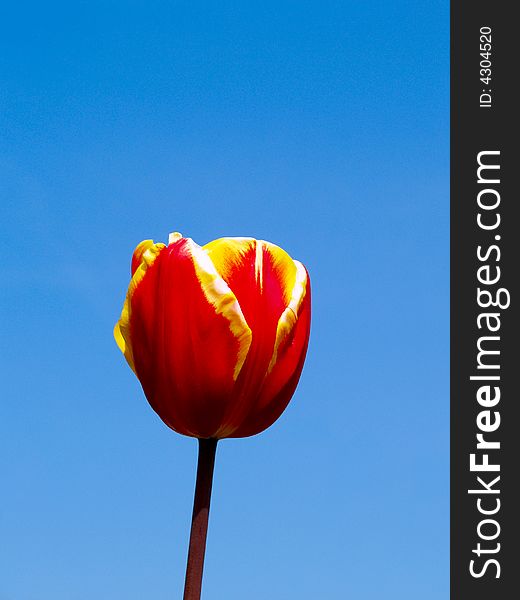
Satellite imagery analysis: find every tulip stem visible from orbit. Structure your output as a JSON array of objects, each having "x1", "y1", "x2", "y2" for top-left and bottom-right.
[{"x1": 183, "y1": 437, "x2": 218, "y2": 600}]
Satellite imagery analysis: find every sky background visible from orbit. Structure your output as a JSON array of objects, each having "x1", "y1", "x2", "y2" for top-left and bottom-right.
[{"x1": 0, "y1": 2, "x2": 448, "y2": 599}]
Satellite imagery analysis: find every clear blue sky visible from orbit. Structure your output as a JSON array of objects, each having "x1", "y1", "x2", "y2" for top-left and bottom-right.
[{"x1": 0, "y1": 2, "x2": 448, "y2": 598}]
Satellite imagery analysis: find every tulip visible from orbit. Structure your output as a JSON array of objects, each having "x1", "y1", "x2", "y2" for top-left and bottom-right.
[{"x1": 114, "y1": 232, "x2": 311, "y2": 599}]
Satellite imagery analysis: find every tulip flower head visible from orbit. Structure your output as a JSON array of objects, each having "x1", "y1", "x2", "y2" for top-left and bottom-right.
[{"x1": 114, "y1": 232, "x2": 311, "y2": 439}]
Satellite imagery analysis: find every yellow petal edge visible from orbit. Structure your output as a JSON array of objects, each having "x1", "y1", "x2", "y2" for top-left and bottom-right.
[
  {"x1": 113, "y1": 240, "x2": 166, "y2": 373},
  {"x1": 187, "y1": 239, "x2": 253, "y2": 380},
  {"x1": 267, "y1": 260, "x2": 308, "y2": 373}
]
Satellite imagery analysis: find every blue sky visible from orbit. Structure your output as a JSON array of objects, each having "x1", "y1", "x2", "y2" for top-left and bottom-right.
[{"x1": 0, "y1": 2, "x2": 448, "y2": 598}]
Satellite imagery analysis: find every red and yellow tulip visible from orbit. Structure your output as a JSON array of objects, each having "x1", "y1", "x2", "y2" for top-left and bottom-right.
[{"x1": 114, "y1": 232, "x2": 311, "y2": 439}]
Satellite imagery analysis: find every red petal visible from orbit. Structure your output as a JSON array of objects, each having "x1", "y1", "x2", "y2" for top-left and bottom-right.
[
  {"x1": 204, "y1": 239, "x2": 301, "y2": 436},
  {"x1": 129, "y1": 238, "x2": 250, "y2": 438},
  {"x1": 230, "y1": 275, "x2": 311, "y2": 438}
]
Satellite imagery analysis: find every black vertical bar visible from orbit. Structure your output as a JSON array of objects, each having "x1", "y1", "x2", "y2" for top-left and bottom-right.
[{"x1": 451, "y1": 2, "x2": 518, "y2": 598}]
